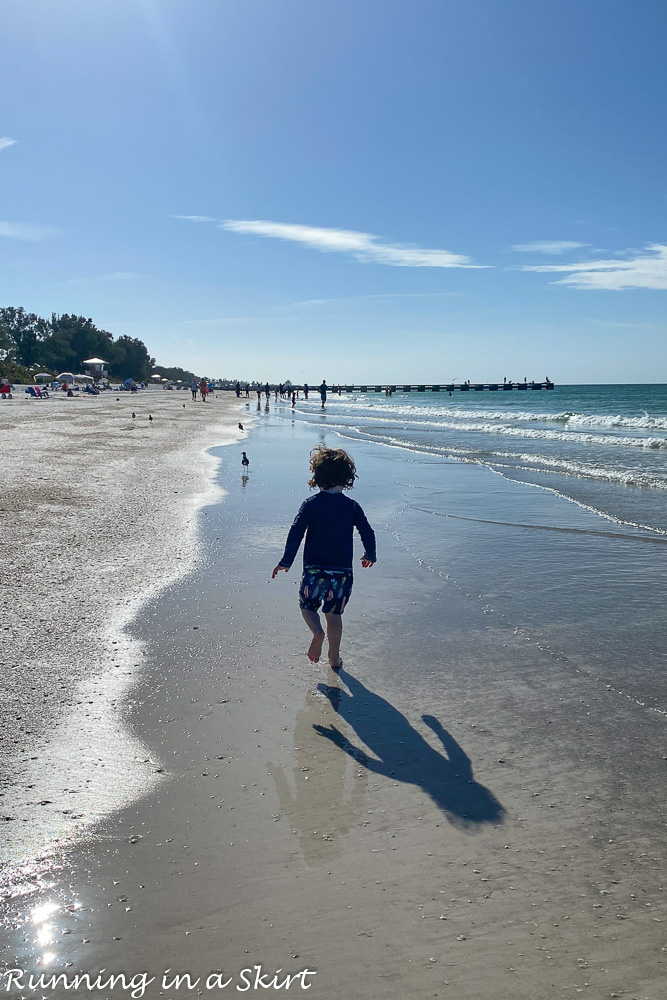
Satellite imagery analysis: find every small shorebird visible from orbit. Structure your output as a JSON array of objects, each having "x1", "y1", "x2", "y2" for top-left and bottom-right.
[
  {"x1": 131, "y1": 412, "x2": 135, "y2": 418},
  {"x1": 148, "y1": 414, "x2": 153, "y2": 422},
  {"x1": 238, "y1": 423, "x2": 244, "y2": 430}
]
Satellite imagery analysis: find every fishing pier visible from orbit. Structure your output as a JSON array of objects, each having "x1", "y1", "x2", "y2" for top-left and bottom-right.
[{"x1": 323, "y1": 381, "x2": 554, "y2": 393}]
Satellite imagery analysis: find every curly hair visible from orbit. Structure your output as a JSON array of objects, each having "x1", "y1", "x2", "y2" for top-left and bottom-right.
[{"x1": 308, "y1": 445, "x2": 357, "y2": 490}]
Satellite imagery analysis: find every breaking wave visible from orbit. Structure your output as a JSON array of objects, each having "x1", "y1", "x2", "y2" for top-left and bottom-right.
[{"x1": 332, "y1": 399, "x2": 667, "y2": 431}]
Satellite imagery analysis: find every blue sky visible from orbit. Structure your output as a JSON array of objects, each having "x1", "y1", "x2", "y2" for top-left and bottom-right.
[{"x1": 2, "y1": 0, "x2": 666, "y2": 383}]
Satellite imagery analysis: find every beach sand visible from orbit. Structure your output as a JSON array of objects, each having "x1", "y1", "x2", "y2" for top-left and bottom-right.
[
  {"x1": 0, "y1": 389, "x2": 242, "y2": 871},
  {"x1": 2, "y1": 402, "x2": 665, "y2": 999}
]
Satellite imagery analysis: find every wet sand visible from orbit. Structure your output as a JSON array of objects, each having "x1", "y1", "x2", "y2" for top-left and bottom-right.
[{"x1": 2, "y1": 406, "x2": 666, "y2": 999}]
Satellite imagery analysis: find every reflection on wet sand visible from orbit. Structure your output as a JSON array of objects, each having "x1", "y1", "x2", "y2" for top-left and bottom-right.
[
  {"x1": 2, "y1": 888, "x2": 87, "y2": 978},
  {"x1": 267, "y1": 683, "x2": 367, "y2": 866},
  {"x1": 314, "y1": 669, "x2": 505, "y2": 827}
]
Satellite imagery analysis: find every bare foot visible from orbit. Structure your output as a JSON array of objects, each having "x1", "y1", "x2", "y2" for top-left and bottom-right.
[
  {"x1": 328, "y1": 658, "x2": 343, "y2": 672},
  {"x1": 308, "y1": 631, "x2": 325, "y2": 662}
]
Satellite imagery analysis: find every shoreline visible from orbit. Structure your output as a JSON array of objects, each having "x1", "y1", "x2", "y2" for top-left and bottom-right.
[
  {"x1": 0, "y1": 390, "x2": 245, "y2": 882},
  {"x1": 2, "y1": 409, "x2": 665, "y2": 998}
]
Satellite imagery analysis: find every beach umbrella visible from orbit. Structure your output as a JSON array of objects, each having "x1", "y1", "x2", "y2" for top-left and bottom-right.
[
  {"x1": 150, "y1": 373, "x2": 161, "y2": 380},
  {"x1": 34, "y1": 372, "x2": 53, "y2": 380}
]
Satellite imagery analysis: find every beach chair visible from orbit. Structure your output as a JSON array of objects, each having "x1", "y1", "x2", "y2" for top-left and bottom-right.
[{"x1": 0, "y1": 383, "x2": 12, "y2": 399}]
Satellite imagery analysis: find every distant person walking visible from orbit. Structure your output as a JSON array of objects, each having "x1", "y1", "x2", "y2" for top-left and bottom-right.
[
  {"x1": 319, "y1": 380, "x2": 327, "y2": 409},
  {"x1": 264, "y1": 382, "x2": 270, "y2": 399},
  {"x1": 235, "y1": 381, "x2": 241, "y2": 397},
  {"x1": 303, "y1": 383, "x2": 309, "y2": 400},
  {"x1": 199, "y1": 378, "x2": 208, "y2": 401},
  {"x1": 272, "y1": 446, "x2": 376, "y2": 670},
  {"x1": 190, "y1": 379, "x2": 198, "y2": 400}
]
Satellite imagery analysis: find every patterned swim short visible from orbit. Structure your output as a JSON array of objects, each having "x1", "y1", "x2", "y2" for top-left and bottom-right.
[{"x1": 299, "y1": 566, "x2": 353, "y2": 615}]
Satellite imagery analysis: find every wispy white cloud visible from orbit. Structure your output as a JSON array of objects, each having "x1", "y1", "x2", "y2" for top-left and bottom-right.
[
  {"x1": 0, "y1": 220, "x2": 59, "y2": 241},
  {"x1": 58, "y1": 271, "x2": 142, "y2": 286},
  {"x1": 516, "y1": 243, "x2": 667, "y2": 290},
  {"x1": 584, "y1": 318, "x2": 658, "y2": 328},
  {"x1": 183, "y1": 317, "x2": 258, "y2": 326},
  {"x1": 294, "y1": 292, "x2": 463, "y2": 306},
  {"x1": 173, "y1": 214, "x2": 218, "y2": 223},
  {"x1": 221, "y1": 220, "x2": 487, "y2": 269},
  {"x1": 0, "y1": 137, "x2": 17, "y2": 152},
  {"x1": 510, "y1": 240, "x2": 589, "y2": 254},
  {"x1": 183, "y1": 315, "x2": 300, "y2": 326}
]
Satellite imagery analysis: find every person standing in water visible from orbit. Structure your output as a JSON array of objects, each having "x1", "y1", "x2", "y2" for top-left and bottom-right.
[
  {"x1": 272, "y1": 446, "x2": 376, "y2": 670},
  {"x1": 319, "y1": 380, "x2": 327, "y2": 409}
]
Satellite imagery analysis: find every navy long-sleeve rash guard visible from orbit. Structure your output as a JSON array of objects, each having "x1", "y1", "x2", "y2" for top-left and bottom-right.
[{"x1": 278, "y1": 491, "x2": 376, "y2": 571}]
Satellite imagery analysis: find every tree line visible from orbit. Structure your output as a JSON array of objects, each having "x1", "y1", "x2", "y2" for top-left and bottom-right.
[{"x1": 0, "y1": 306, "x2": 156, "y2": 382}]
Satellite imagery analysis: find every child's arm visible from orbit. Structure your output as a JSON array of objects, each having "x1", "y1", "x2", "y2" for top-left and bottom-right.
[
  {"x1": 271, "y1": 500, "x2": 309, "y2": 578},
  {"x1": 353, "y1": 503, "x2": 377, "y2": 566}
]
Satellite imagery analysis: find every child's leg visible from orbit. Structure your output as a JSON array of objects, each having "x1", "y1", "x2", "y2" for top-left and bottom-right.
[
  {"x1": 301, "y1": 609, "x2": 325, "y2": 662},
  {"x1": 324, "y1": 612, "x2": 343, "y2": 668}
]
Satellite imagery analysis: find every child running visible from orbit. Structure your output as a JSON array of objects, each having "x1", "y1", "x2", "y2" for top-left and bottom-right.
[{"x1": 272, "y1": 445, "x2": 376, "y2": 670}]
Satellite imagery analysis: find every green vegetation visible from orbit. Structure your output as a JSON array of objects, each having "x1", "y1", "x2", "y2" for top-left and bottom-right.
[
  {"x1": 151, "y1": 364, "x2": 197, "y2": 383},
  {"x1": 0, "y1": 306, "x2": 157, "y2": 382},
  {"x1": 0, "y1": 359, "x2": 34, "y2": 384}
]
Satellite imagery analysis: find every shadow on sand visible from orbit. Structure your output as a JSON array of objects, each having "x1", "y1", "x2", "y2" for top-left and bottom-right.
[{"x1": 314, "y1": 669, "x2": 505, "y2": 827}]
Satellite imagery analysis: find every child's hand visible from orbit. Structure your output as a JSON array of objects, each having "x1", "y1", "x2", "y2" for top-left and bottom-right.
[
  {"x1": 272, "y1": 564, "x2": 289, "y2": 579},
  {"x1": 361, "y1": 558, "x2": 375, "y2": 568}
]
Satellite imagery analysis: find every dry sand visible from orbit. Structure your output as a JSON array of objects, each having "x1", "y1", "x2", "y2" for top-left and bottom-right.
[
  {"x1": 0, "y1": 389, "x2": 242, "y2": 870},
  {"x1": 1, "y1": 403, "x2": 665, "y2": 1000}
]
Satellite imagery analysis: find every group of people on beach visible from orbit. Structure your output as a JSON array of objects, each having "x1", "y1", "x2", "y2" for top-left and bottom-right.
[
  {"x1": 231, "y1": 381, "x2": 335, "y2": 409},
  {"x1": 190, "y1": 378, "x2": 211, "y2": 401}
]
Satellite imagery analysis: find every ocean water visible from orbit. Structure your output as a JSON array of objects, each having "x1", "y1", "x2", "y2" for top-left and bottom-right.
[
  {"x1": 279, "y1": 384, "x2": 667, "y2": 711},
  {"x1": 291, "y1": 384, "x2": 667, "y2": 532}
]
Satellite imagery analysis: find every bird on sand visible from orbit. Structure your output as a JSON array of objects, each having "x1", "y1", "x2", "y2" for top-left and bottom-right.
[
  {"x1": 148, "y1": 414, "x2": 153, "y2": 422},
  {"x1": 238, "y1": 423, "x2": 244, "y2": 430},
  {"x1": 131, "y1": 412, "x2": 136, "y2": 418}
]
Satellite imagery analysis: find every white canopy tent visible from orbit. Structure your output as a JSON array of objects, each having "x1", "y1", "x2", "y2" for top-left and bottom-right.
[{"x1": 55, "y1": 372, "x2": 93, "y2": 384}]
